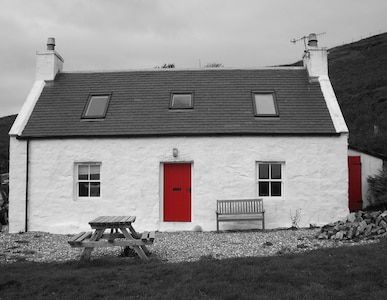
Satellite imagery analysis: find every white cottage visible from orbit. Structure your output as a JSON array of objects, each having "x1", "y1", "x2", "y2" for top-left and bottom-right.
[{"x1": 9, "y1": 35, "x2": 349, "y2": 234}]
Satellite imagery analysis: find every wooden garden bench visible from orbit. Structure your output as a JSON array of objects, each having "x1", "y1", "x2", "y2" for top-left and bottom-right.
[{"x1": 216, "y1": 199, "x2": 265, "y2": 231}]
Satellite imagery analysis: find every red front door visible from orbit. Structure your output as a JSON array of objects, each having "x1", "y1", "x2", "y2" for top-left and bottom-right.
[
  {"x1": 163, "y1": 163, "x2": 191, "y2": 222},
  {"x1": 348, "y1": 156, "x2": 362, "y2": 212}
]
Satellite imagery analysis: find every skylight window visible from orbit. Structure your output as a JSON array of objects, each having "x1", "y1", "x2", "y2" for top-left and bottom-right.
[
  {"x1": 253, "y1": 93, "x2": 278, "y2": 116},
  {"x1": 82, "y1": 94, "x2": 111, "y2": 119},
  {"x1": 170, "y1": 93, "x2": 193, "y2": 109}
]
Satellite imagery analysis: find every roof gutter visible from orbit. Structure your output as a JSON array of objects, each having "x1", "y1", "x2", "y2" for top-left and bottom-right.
[{"x1": 16, "y1": 132, "x2": 342, "y2": 140}]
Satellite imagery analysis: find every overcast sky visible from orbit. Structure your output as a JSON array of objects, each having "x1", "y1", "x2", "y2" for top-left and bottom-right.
[{"x1": 0, "y1": 0, "x2": 386, "y2": 117}]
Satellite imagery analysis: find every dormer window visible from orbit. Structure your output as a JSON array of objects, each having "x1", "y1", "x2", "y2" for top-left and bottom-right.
[
  {"x1": 170, "y1": 93, "x2": 193, "y2": 109},
  {"x1": 82, "y1": 94, "x2": 111, "y2": 119},
  {"x1": 252, "y1": 92, "x2": 278, "y2": 116}
]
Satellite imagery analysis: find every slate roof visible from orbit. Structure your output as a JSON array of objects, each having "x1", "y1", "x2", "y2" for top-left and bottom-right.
[{"x1": 21, "y1": 68, "x2": 337, "y2": 138}]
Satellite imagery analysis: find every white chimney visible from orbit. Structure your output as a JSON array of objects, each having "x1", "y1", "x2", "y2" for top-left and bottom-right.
[
  {"x1": 303, "y1": 33, "x2": 328, "y2": 79},
  {"x1": 35, "y1": 37, "x2": 64, "y2": 81}
]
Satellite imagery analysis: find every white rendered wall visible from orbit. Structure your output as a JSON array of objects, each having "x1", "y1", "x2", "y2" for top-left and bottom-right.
[
  {"x1": 348, "y1": 149, "x2": 384, "y2": 208},
  {"x1": 9, "y1": 135, "x2": 348, "y2": 233},
  {"x1": 8, "y1": 137, "x2": 27, "y2": 233}
]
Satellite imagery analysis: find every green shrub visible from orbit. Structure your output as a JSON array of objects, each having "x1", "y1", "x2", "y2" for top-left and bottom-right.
[{"x1": 367, "y1": 168, "x2": 387, "y2": 208}]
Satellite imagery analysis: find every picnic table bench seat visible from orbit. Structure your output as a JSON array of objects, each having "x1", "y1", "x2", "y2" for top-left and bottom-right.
[
  {"x1": 68, "y1": 231, "x2": 92, "y2": 246},
  {"x1": 68, "y1": 230, "x2": 156, "y2": 247},
  {"x1": 216, "y1": 199, "x2": 265, "y2": 231}
]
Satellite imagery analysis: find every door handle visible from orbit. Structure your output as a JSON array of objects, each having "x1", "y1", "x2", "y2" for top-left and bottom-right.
[{"x1": 172, "y1": 187, "x2": 182, "y2": 191}]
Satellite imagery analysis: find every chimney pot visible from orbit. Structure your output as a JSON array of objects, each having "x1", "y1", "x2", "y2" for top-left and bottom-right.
[
  {"x1": 47, "y1": 37, "x2": 56, "y2": 50},
  {"x1": 307, "y1": 33, "x2": 318, "y2": 47}
]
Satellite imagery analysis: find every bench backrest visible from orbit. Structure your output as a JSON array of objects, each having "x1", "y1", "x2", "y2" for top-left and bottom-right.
[{"x1": 216, "y1": 199, "x2": 264, "y2": 215}]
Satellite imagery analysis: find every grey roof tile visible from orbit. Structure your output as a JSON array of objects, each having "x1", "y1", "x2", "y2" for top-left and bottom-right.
[{"x1": 21, "y1": 68, "x2": 336, "y2": 138}]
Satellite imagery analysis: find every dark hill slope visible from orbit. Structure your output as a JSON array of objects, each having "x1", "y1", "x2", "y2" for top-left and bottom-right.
[
  {"x1": 328, "y1": 33, "x2": 387, "y2": 155},
  {"x1": 0, "y1": 114, "x2": 17, "y2": 173},
  {"x1": 286, "y1": 33, "x2": 387, "y2": 156}
]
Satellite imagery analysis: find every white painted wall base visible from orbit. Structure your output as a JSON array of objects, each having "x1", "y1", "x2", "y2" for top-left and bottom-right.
[
  {"x1": 8, "y1": 137, "x2": 27, "y2": 233},
  {"x1": 9, "y1": 135, "x2": 349, "y2": 234}
]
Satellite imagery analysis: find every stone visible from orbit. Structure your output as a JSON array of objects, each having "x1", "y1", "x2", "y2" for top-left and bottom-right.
[
  {"x1": 263, "y1": 241, "x2": 273, "y2": 246},
  {"x1": 192, "y1": 225, "x2": 203, "y2": 232},
  {"x1": 355, "y1": 211, "x2": 364, "y2": 221},
  {"x1": 380, "y1": 211, "x2": 387, "y2": 218},
  {"x1": 364, "y1": 224, "x2": 373, "y2": 236},
  {"x1": 355, "y1": 221, "x2": 367, "y2": 237},
  {"x1": 347, "y1": 227, "x2": 356, "y2": 239},
  {"x1": 370, "y1": 211, "x2": 381, "y2": 219},
  {"x1": 359, "y1": 220, "x2": 367, "y2": 232},
  {"x1": 318, "y1": 233, "x2": 328, "y2": 239},
  {"x1": 335, "y1": 231, "x2": 344, "y2": 239},
  {"x1": 338, "y1": 224, "x2": 347, "y2": 231},
  {"x1": 377, "y1": 229, "x2": 386, "y2": 235},
  {"x1": 347, "y1": 212, "x2": 356, "y2": 223},
  {"x1": 371, "y1": 227, "x2": 382, "y2": 234},
  {"x1": 379, "y1": 220, "x2": 387, "y2": 230}
]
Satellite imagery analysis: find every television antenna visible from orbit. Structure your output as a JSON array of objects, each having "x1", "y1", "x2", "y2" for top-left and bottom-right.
[{"x1": 291, "y1": 32, "x2": 326, "y2": 49}]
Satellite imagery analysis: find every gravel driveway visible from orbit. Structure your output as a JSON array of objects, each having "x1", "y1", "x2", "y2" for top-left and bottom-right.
[{"x1": 0, "y1": 227, "x2": 378, "y2": 264}]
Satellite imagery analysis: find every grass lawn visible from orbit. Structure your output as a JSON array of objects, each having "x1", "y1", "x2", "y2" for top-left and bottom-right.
[{"x1": 1, "y1": 238, "x2": 387, "y2": 299}]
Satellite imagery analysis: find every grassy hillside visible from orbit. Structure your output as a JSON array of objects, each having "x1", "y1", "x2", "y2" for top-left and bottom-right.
[
  {"x1": 0, "y1": 114, "x2": 16, "y2": 173},
  {"x1": 287, "y1": 33, "x2": 387, "y2": 156},
  {"x1": 328, "y1": 33, "x2": 387, "y2": 155}
]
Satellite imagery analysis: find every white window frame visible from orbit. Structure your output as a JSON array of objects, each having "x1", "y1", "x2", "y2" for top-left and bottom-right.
[
  {"x1": 256, "y1": 161, "x2": 285, "y2": 199},
  {"x1": 74, "y1": 162, "x2": 102, "y2": 199}
]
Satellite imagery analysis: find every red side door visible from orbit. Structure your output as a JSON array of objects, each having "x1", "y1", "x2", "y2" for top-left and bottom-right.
[
  {"x1": 348, "y1": 156, "x2": 362, "y2": 212},
  {"x1": 163, "y1": 163, "x2": 191, "y2": 222}
]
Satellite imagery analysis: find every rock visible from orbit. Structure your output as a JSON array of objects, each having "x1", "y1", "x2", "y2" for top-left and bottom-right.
[
  {"x1": 380, "y1": 211, "x2": 387, "y2": 218},
  {"x1": 347, "y1": 227, "x2": 356, "y2": 239},
  {"x1": 297, "y1": 243, "x2": 308, "y2": 249},
  {"x1": 347, "y1": 212, "x2": 356, "y2": 223},
  {"x1": 359, "y1": 220, "x2": 367, "y2": 231},
  {"x1": 380, "y1": 220, "x2": 387, "y2": 230},
  {"x1": 263, "y1": 241, "x2": 273, "y2": 246},
  {"x1": 377, "y1": 229, "x2": 386, "y2": 235},
  {"x1": 355, "y1": 211, "x2": 364, "y2": 222},
  {"x1": 371, "y1": 227, "x2": 382, "y2": 234},
  {"x1": 318, "y1": 233, "x2": 328, "y2": 239},
  {"x1": 192, "y1": 225, "x2": 203, "y2": 232},
  {"x1": 335, "y1": 231, "x2": 344, "y2": 239},
  {"x1": 370, "y1": 211, "x2": 381, "y2": 219},
  {"x1": 364, "y1": 224, "x2": 373, "y2": 236}
]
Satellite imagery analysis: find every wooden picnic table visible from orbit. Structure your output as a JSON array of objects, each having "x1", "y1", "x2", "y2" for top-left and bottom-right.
[{"x1": 68, "y1": 216, "x2": 155, "y2": 261}]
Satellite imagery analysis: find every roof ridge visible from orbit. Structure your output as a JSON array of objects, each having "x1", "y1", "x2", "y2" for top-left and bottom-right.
[{"x1": 61, "y1": 66, "x2": 306, "y2": 74}]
